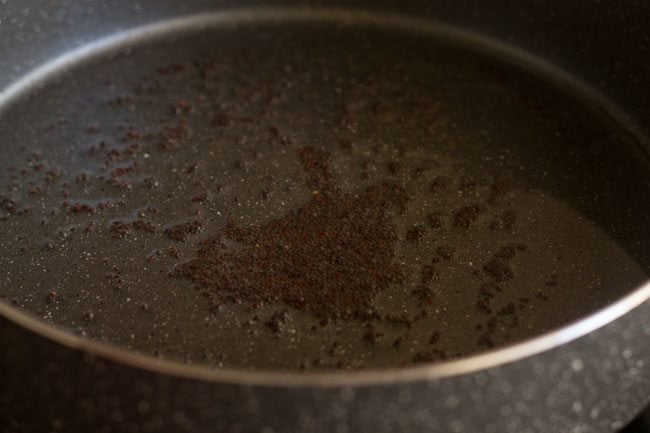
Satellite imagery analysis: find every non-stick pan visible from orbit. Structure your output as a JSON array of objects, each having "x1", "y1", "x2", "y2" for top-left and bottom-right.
[{"x1": 0, "y1": 1, "x2": 649, "y2": 432}]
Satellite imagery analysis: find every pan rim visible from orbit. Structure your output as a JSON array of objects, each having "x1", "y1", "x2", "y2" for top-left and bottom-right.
[
  {"x1": 1, "y1": 281, "x2": 648, "y2": 386},
  {"x1": 0, "y1": 7, "x2": 649, "y2": 386}
]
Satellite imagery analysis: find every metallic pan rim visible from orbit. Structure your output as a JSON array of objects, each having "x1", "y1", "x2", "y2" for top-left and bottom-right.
[{"x1": 1, "y1": 8, "x2": 649, "y2": 387}]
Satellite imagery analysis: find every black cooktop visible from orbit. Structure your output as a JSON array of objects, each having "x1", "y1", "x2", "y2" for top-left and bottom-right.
[{"x1": 623, "y1": 408, "x2": 650, "y2": 433}]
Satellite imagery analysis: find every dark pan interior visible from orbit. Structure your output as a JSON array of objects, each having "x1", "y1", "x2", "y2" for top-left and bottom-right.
[{"x1": 0, "y1": 12, "x2": 648, "y2": 370}]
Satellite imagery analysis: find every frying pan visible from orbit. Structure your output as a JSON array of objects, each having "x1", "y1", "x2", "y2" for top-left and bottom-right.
[{"x1": 0, "y1": 1, "x2": 649, "y2": 432}]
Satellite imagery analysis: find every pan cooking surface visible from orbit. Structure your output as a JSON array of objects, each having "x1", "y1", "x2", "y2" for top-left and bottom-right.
[{"x1": 0, "y1": 12, "x2": 648, "y2": 370}]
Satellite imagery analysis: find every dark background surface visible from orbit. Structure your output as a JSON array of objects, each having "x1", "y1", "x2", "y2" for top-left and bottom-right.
[{"x1": 624, "y1": 408, "x2": 650, "y2": 433}]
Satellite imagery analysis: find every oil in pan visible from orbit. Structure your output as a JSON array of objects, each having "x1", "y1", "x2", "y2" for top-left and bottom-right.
[{"x1": 0, "y1": 11, "x2": 648, "y2": 371}]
